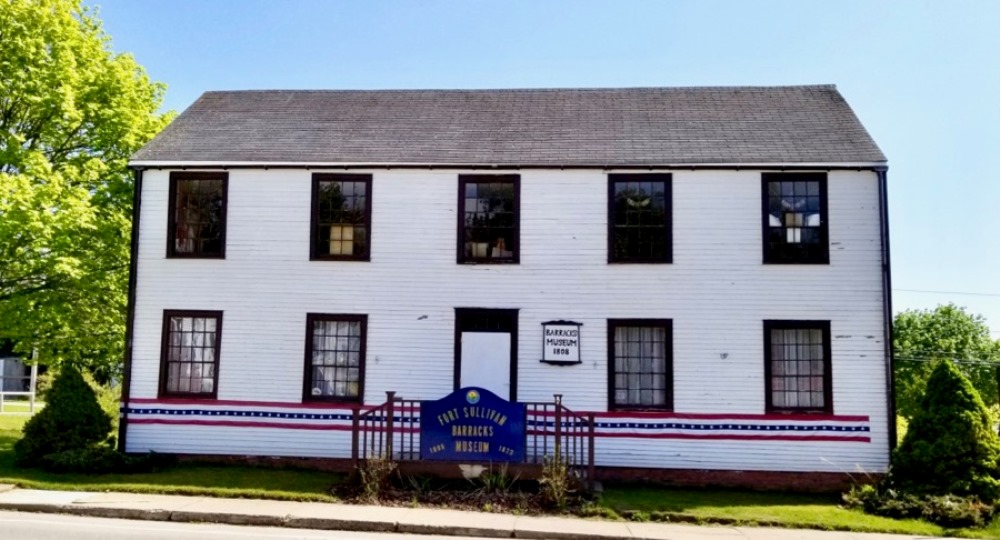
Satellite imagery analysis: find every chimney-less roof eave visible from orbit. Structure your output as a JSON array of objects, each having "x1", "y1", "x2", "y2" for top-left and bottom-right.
[{"x1": 127, "y1": 160, "x2": 889, "y2": 171}]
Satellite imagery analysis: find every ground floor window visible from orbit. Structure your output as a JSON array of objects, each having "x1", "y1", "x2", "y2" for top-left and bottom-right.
[
  {"x1": 304, "y1": 314, "x2": 366, "y2": 401},
  {"x1": 608, "y1": 319, "x2": 672, "y2": 410},
  {"x1": 764, "y1": 320, "x2": 832, "y2": 413},
  {"x1": 159, "y1": 310, "x2": 222, "y2": 398}
]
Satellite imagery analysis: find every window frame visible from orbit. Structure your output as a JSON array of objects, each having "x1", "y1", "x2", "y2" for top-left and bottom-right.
[
  {"x1": 607, "y1": 173, "x2": 673, "y2": 264},
  {"x1": 302, "y1": 313, "x2": 367, "y2": 403},
  {"x1": 761, "y1": 172, "x2": 829, "y2": 264},
  {"x1": 456, "y1": 174, "x2": 521, "y2": 264},
  {"x1": 158, "y1": 309, "x2": 223, "y2": 399},
  {"x1": 310, "y1": 173, "x2": 373, "y2": 261},
  {"x1": 166, "y1": 171, "x2": 229, "y2": 259},
  {"x1": 606, "y1": 318, "x2": 673, "y2": 411},
  {"x1": 763, "y1": 320, "x2": 833, "y2": 414}
]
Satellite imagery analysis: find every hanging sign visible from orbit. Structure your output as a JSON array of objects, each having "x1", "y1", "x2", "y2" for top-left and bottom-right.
[
  {"x1": 540, "y1": 320, "x2": 582, "y2": 365},
  {"x1": 420, "y1": 387, "x2": 526, "y2": 462}
]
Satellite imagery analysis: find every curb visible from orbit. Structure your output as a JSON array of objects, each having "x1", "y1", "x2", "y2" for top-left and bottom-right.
[{"x1": 0, "y1": 502, "x2": 640, "y2": 540}]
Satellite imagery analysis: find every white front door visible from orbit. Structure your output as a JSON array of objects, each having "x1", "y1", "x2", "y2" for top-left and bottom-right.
[{"x1": 460, "y1": 332, "x2": 511, "y2": 400}]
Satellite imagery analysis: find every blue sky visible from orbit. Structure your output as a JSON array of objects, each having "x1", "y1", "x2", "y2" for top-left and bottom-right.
[{"x1": 94, "y1": 0, "x2": 1000, "y2": 335}]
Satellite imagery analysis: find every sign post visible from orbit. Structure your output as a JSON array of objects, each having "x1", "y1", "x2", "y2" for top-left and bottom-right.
[{"x1": 420, "y1": 387, "x2": 526, "y2": 462}]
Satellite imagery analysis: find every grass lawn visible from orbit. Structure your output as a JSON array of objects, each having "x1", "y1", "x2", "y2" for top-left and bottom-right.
[
  {"x1": 0, "y1": 413, "x2": 338, "y2": 501},
  {"x1": 598, "y1": 484, "x2": 1000, "y2": 539},
  {"x1": 4, "y1": 411, "x2": 1000, "y2": 538},
  {"x1": 0, "y1": 401, "x2": 43, "y2": 414}
]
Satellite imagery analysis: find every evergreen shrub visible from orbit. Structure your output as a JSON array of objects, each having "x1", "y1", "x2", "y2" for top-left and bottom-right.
[
  {"x1": 845, "y1": 360, "x2": 1000, "y2": 527},
  {"x1": 890, "y1": 360, "x2": 1000, "y2": 500},
  {"x1": 13, "y1": 365, "x2": 112, "y2": 466}
]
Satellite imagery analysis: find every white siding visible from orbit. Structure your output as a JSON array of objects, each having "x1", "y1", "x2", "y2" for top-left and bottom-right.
[{"x1": 127, "y1": 168, "x2": 889, "y2": 473}]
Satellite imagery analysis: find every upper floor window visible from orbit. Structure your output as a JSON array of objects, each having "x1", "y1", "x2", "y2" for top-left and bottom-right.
[
  {"x1": 160, "y1": 310, "x2": 222, "y2": 398},
  {"x1": 311, "y1": 174, "x2": 372, "y2": 261},
  {"x1": 762, "y1": 173, "x2": 828, "y2": 264},
  {"x1": 304, "y1": 314, "x2": 366, "y2": 402},
  {"x1": 458, "y1": 175, "x2": 519, "y2": 264},
  {"x1": 167, "y1": 172, "x2": 228, "y2": 258},
  {"x1": 608, "y1": 174, "x2": 672, "y2": 263},
  {"x1": 608, "y1": 319, "x2": 672, "y2": 410},
  {"x1": 764, "y1": 320, "x2": 832, "y2": 414}
]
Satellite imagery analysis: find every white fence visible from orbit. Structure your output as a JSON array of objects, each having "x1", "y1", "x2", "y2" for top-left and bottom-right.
[{"x1": 0, "y1": 356, "x2": 38, "y2": 414}]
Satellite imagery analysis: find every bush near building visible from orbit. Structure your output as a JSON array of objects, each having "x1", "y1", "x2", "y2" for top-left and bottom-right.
[
  {"x1": 13, "y1": 365, "x2": 112, "y2": 466},
  {"x1": 846, "y1": 360, "x2": 1000, "y2": 527}
]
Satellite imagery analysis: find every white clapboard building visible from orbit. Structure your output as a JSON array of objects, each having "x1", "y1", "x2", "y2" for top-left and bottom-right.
[{"x1": 122, "y1": 86, "x2": 891, "y2": 488}]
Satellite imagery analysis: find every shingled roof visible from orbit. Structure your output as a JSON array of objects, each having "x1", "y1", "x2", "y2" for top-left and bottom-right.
[{"x1": 131, "y1": 86, "x2": 886, "y2": 166}]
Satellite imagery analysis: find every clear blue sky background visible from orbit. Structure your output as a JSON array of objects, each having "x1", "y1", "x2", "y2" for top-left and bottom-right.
[{"x1": 93, "y1": 0, "x2": 1000, "y2": 336}]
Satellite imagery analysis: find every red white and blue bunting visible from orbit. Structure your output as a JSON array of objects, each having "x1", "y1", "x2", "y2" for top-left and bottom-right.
[{"x1": 126, "y1": 399, "x2": 869, "y2": 443}]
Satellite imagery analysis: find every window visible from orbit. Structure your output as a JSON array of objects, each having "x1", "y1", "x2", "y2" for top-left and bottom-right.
[
  {"x1": 303, "y1": 314, "x2": 366, "y2": 401},
  {"x1": 608, "y1": 319, "x2": 672, "y2": 410},
  {"x1": 608, "y1": 174, "x2": 672, "y2": 263},
  {"x1": 167, "y1": 172, "x2": 228, "y2": 258},
  {"x1": 458, "y1": 175, "x2": 519, "y2": 263},
  {"x1": 762, "y1": 173, "x2": 828, "y2": 264},
  {"x1": 764, "y1": 320, "x2": 832, "y2": 413},
  {"x1": 311, "y1": 174, "x2": 372, "y2": 260},
  {"x1": 159, "y1": 310, "x2": 222, "y2": 398}
]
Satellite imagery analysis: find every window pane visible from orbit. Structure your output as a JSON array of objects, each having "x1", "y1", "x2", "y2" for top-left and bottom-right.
[
  {"x1": 173, "y1": 178, "x2": 225, "y2": 256},
  {"x1": 461, "y1": 179, "x2": 517, "y2": 261},
  {"x1": 768, "y1": 323, "x2": 827, "y2": 411},
  {"x1": 164, "y1": 314, "x2": 220, "y2": 396},
  {"x1": 611, "y1": 323, "x2": 669, "y2": 408},
  {"x1": 307, "y1": 317, "x2": 364, "y2": 400},
  {"x1": 313, "y1": 176, "x2": 370, "y2": 258},
  {"x1": 764, "y1": 176, "x2": 826, "y2": 263},
  {"x1": 610, "y1": 177, "x2": 670, "y2": 262}
]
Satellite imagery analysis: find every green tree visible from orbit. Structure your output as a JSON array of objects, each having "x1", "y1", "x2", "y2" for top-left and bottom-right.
[
  {"x1": 890, "y1": 360, "x2": 1000, "y2": 500},
  {"x1": 893, "y1": 304, "x2": 1000, "y2": 419},
  {"x1": 0, "y1": 0, "x2": 172, "y2": 376}
]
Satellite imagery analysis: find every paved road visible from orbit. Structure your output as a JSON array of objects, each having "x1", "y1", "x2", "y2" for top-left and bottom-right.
[{"x1": 0, "y1": 511, "x2": 484, "y2": 540}]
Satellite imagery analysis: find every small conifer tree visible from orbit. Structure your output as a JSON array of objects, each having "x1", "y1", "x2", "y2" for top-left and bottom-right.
[
  {"x1": 13, "y1": 365, "x2": 112, "y2": 465},
  {"x1": 890, "y1": 360, "x2": 1000, "y2": 500}
]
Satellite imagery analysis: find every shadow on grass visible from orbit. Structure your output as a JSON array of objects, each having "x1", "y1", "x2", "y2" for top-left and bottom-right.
[{"x1": 0, "y1": 419, "x2": 339, "y2": 501}]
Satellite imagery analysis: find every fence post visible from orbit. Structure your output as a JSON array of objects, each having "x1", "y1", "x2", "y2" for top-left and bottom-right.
[
  {"x1": 587, "y1": 412, "x2": 596, "y2": 487},
  {"x1": 351, "y1": 405, "x2": 360, "y2": 466},
  {"x1": 29, "y1": 358, "x2": 38, "y2": 414},
  {"x1": 385, "y1": 391, "x2": 396, "y2": 460},
  {"x1": 553, "y1": 394, "x2": 563, "y2": 462}
]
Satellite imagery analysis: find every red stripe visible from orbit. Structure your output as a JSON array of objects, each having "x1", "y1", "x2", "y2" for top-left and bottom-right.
[
  {"x1": 127, "y1": 398, "x2": 868, "y2": 423},
  {"x1": 128, "y1": 398, "x2": 419, "y2": 413},
  {"x1": 129, "y1": 419, "x2": 865, "y2": 442},
  {"x1": 563, "y1": 411, "x2": 869, "y2": 422},
  {"x1": 526, "y1": 429, "x2": 869, "y2": 441},
  {"x1": 593, "y1": 432, "x2": 870, "y2": 442},
  {"x1": 129, "y1": 398, "x2": 361, "y2": 410},
  {"x1": 129, "y1": 418, "x2": 419, "y2": 433}
]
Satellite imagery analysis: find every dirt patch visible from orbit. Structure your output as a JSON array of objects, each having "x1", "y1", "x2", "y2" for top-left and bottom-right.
[{"x1": 334, "y1": 474, "x2": 591, "y2": 515}]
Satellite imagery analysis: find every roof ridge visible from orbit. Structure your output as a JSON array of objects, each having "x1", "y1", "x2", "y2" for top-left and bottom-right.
[{"x1": 199, "y1": 85, "x2": 838, "y2": 96}]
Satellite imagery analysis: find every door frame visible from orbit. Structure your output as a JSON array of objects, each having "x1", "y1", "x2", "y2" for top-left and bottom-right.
[{"x1": 453, "y1": 308, "x2": 519, "y2": 402}]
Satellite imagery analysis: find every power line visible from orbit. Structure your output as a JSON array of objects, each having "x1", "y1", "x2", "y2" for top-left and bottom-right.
[
  {"x1": 896, "y1": 350, "x2": 996, "y2": 357},
  {"x1": 896, "y1": 357, "x2": 999, "y2": 366},
  {"x1": 894, "y1": 288, "x2": 1000, "y2": 298}
]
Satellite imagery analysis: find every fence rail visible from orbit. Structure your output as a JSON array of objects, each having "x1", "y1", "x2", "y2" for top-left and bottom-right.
[
  {"x1": 350, "y1": 391, "x2": 596, "y2": 485},
  {"x1": 0, "y1": 360, "x2": 39, "y2": 414}
]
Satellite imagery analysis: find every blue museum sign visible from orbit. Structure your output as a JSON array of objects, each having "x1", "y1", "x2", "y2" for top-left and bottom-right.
[{"x1": 420, "y1": 387, "x2": 526, "y2": 462}]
